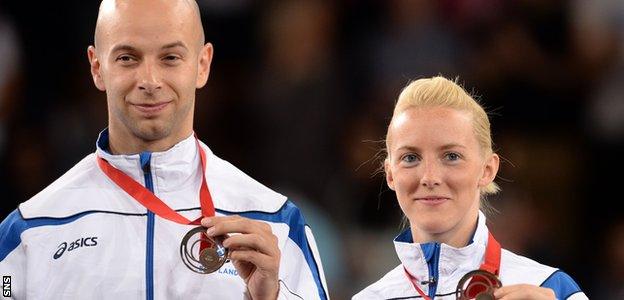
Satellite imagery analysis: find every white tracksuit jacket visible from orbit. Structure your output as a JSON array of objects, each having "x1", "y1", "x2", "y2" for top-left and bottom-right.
[
  {"x1": 353, "y1": 212, "x2": 588, "y2": 300},
  {"x1": 0, "y1": 131, "x2": 329, "y2": 299}
]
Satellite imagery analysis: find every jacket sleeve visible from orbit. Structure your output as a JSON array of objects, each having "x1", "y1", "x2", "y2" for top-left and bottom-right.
[
  {"x1": 0, "y1": 209, "x2": 28, "y2": 299},
  {"x1": 275, "y1": 201, "x2": 329, "y2": 300},
  {"x1": 540, "y1": 270, "x2": 588, "y2": 300}
]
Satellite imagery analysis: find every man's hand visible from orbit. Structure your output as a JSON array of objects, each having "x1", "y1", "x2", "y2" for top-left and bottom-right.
[
  {"x1": 201, "y1": 216, "x2": 280, "y2": 300},
  {"x1": 494, "y1": 284, "x2": 556, "y2": 300}
]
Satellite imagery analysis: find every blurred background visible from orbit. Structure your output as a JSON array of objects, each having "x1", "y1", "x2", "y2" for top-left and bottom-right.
[{"x1": 1, "y1": 0, "x2": 623, "y2": 298}]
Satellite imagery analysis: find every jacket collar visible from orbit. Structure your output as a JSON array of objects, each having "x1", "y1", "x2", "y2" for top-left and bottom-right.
[
  {"x1": 95, "y1": 129, "x2": 199, "y2": 194},
  {"x1": 96, "y1": 128, "x2": 288, "y2": 213},
  {"x1": 394, "y1": 211, "x2": 489, "y2": 282}
]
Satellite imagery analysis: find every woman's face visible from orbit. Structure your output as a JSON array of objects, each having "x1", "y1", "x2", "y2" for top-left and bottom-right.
[{"x1": 385, "y1": 106, "x2": 498, "y2": 246}]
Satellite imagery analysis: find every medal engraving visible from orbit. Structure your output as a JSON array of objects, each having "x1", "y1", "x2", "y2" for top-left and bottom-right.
[
  {"x1": 456, "y1": 270, "x2": 501, "y2": 300},
  {"x1": 180, "y1": 226, "x2": 228, "y2": 274}
]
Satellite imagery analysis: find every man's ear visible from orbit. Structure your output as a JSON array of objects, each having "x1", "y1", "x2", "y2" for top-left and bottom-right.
[
  {"x1": 385, "y1": 159, "x2": 395, "y2": 191},
  {"x1": 87, "y1": 46, "x2": 106, "y2": 91},
  {"x1": 478, "y1": 153, "x2": 500, "y2": 188},
  {"x1": 196, "y1": 43, "x2": 213, "y2": 88}
]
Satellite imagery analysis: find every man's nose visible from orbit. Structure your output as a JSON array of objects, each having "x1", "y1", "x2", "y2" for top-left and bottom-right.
[
  {"x1": 137, "y1": 62, "x2": 162, "y2": 93},
  {"x1": 420, "y1": 160, "x2": 441, "y2": 188}
]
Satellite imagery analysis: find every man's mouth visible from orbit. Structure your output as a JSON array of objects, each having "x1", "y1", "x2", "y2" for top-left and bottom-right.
[{"x1": 131, "y1": 101, "x2": 172, "y2": 114}]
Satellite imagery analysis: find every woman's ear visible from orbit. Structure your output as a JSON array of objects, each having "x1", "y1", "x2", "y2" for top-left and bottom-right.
[
  {"x1": 479, "y1": 153, "x2": 500, "y2": 188},
  {"x1": 385, "y1": 159, "x2": 395, "y2": 191}
]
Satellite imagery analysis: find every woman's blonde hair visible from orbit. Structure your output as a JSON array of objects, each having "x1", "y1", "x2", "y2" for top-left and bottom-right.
[{"x1": 386, "y1": 76, "x2": 500, "y2": 196}]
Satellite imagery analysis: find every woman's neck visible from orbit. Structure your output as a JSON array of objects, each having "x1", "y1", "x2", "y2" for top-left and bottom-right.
[{"x1": 410, "y1": 213, "x2": 479, "y2": 248}]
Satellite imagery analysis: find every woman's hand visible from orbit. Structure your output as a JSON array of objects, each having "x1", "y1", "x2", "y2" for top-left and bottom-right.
[{"x1": 494, "y1": 284, "x2": 556, "y2": 299}]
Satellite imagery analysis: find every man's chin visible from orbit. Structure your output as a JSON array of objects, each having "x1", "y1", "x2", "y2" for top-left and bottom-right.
[{"x1": 132, "y1": 123, "x2": 173, "y2": 142}]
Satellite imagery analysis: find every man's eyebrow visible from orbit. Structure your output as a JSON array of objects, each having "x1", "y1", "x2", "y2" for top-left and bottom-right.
[
  {"x1": 110, "y1": 44, "x2": 138, "y2": 53},
  {"x1": 109, "y1": 42, "x2": 188, "y2": 54},
  {"x1": 161, "y1": 41, "x2": 188, "y2": 50}
]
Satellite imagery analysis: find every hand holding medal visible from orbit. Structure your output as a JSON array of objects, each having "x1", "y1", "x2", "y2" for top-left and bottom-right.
[
  {"x1": 201, "y1": 216, "x2": 281, "y2": 300},
  {"x1": 404, "y1": 232, "x2": 556, "y2": 300}
]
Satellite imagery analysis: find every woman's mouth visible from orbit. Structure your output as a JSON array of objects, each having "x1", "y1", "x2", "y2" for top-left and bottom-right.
[{"x1": 415, "y1": 196, "x2": 450, "y2": 205}]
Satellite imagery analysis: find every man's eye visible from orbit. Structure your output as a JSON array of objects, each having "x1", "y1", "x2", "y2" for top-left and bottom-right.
[
  {"x1": 163, "y1": 55, "x2": 181, "y2": 62},
  {"x1": 116, "y1": 55, "x2": 135, "y2": 62}
]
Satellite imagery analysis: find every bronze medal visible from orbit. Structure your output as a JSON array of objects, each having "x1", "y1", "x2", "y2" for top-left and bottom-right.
[
  {"x1": 455, "y1": 270, "x2": 501, "y2": 300},
  {"x1": 180, "y1": 226, "x2": 229, "y2": 274}
]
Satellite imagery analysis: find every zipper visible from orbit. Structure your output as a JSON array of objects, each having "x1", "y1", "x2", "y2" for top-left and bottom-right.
[
  {"x1": 421, "y1": 242, "x2": 441, "y2": 299},
  {"x1": 429, "y1": 243, "x2": 440, "y2": 298},
  {"x1": 140, "y1": 152, "x2": 155, "y2": 300}
]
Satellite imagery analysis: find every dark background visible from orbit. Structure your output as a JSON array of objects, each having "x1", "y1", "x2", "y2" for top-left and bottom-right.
[{"x1": 1, "y1": 0, "x2": 623, "y2": 298}]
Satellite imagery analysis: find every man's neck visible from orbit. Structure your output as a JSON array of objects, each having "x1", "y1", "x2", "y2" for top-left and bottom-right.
[{"x1": 107, "y1": 128, "x2": 192, "y2": 155}]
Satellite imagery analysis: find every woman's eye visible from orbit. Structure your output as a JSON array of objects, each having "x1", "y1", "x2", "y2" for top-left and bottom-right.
[
  {"x1": 445, "y1": 152, "x2": 461, "y2": 161},
  {"x1": 401, "y1": 154, "x2": 419, "y2": 164}
]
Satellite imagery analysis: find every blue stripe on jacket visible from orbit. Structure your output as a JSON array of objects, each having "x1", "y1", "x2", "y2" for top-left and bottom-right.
[
  {"x1": 540, "y1": 270, "x2": 583, "y2": 299},
  {"x1": 0, "y1": 209, "x2": 106, "y2": 261}
]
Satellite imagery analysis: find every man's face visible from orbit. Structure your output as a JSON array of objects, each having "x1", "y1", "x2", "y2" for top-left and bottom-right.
[{"x1": 88, "y1": 0, "x2": 212, "y2": 147}]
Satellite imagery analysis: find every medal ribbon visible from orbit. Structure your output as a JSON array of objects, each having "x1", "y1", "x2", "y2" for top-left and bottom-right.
[
  {"x1": 96, "y1": 138, "x2": 214, "y2": 226},
  {"x1": 403, "y1": 232, "x2": 501, "y2": 300}
]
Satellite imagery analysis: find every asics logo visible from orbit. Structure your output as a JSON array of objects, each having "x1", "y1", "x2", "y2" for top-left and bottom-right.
[{"x1": 53, "y1": 237, "x2": 98, "y2": 259}]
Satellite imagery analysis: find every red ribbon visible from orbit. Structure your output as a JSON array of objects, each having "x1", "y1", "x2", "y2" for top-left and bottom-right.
[
  {"x1": 403, "y1": 232, "x2": 502, "y2": 300},
  {"x1": 96, "y1": 138, "x2": 215, "y2": 225}
]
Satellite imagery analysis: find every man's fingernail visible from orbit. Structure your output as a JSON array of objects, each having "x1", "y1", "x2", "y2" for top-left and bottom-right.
[
  {"x1": 201, "y1": 217, "x2": 212, "y2": 227},
  {"x1": 206, "y1": 227, "x2": 216, "y2": 236}
]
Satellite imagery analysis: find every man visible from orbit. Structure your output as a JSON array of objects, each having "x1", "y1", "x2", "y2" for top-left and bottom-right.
[{"x1": 0, "y1": 0, "x2": 328, "y2": 299}]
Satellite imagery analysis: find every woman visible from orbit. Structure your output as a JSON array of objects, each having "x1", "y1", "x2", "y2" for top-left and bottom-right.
[{"x1": 353, "y1": 76, "x2": 587, "y2": 300}]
